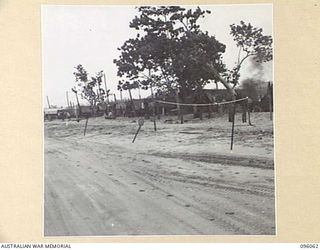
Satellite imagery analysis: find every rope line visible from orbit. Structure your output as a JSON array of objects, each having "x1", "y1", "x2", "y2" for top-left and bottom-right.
[{"x1": 155, "y1": 97, "x2": 248, "y2": 107}]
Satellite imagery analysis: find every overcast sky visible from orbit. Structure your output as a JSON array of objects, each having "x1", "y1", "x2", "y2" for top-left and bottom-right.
[{"x1": 42, "y1": 4, "x2": 272, "y2": 107}]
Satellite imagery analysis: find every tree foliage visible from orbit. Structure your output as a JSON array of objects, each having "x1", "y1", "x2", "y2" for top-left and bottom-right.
[
  {"x1": 114, "y1": 6, "x2": 227, "y2": 98},
  {"x1": 73, "y1": 65, "x2": 108, "y2": 110},
  {"x1": 225, "y1": 21, "x2": 273, "y2": 87},
  {"x1": 114, "y1": 6, "x2": 273, "y2": 100}
]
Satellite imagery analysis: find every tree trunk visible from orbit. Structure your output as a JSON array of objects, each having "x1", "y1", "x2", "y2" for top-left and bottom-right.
[
  {"x1": 157, "y1": 103, "x2": 160, "y2": 120},
  {"x1": 90, "y1": 100, "x2": 96, "y2": 117},
  {"x1": 207, "y1": 63, "x2": 237, "y2": 97},
  {"x1": 268, "y1": 82, "x2": 273, "y2": 121},
  {"x1": 150, "y1": 86, "x2": 157, "y2": 131},
  {"x1": 176, "y1": 89, "x2": 183, "y2": 124},
  {"x1": 228, "y1": 104, "x2": 234, "y2": 122},
  {"x1": 247, "y1": 97, "x2": 253, "y2": 125},
  {"x1": 199, "y1": 88, "x2": 204, "y2": 120},
  {"x1": 207, "y1": 63, "x2": 237, "y2": 122},
  {"x1": 46, "y1": 96, "x2": 51, "y2": 108},
  {"x1": 242, "y1": 98, "x2": 247, "y2": 123},
  {"x1": 128, "y1": 89, "x2": 136, "y2": 117},
  {"x1": 248, "y1": 108, "x2": 252, "y2": 125},
  {"x1": 242, "y1": 106, "x2": 247, "y2": 123},
  {"x1": 208, "y1": 105, "x2": 213, "y2": 119},
  {"x1": 193, "y1": 106, "x2": 197, "y2": 118},
  {"x1": 73, "y1": 91, "x2": 81, "y2": 119}
]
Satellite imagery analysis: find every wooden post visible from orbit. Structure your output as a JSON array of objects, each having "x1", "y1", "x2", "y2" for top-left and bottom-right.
[
  {"x1": 241, "y1": 98, "x2": 247, "y2": 123},
  {"x1": 162, "y1": 99, "x2": 165, "y2": 116},
  {"x1": 120, "y1": 89, "x2": 123, "y2": 101},
  {"x1": 230, "y1": 102, "x2": 236, "y2": 151},
  {"x1": 150, "y1": 85, "x2": 157, "y2": 131},
  {"x1": 208, "y1": 103, "x2": 213, "y2": 119},
  {"x1": 71, "y1": 88, "x2": 81, "y2": 120},
  {"x1": 103, "y1": 73, "x2": 109, "y2": 103},
  {"x1": 75, "y1": 103, "x2": 79, "y2": 121},
  {"x1": 46, "y1": 96, "x2": 51, "y2": 108},
  {"x1": 268, "y1": 82, "x2": 273, "y2": 121},
  {"x1": 228, "y1": 104, "x2": 233, "y2": 122},
  {"x1": 248, "y1": 111, "x2": 252, "y2": 126},
  {"x1": 199, "y1": 105, "x2": 203, "y2": 120},
  {"x1": 138, "y1": 85, "x2": 142, "y2": 100},
  {"x1": 199, "y1": 89, "x2": 204, "y2": 120},
  {"x1": 84, "y1": 117, "x2": 89, "y2": 136},
  {"x1": 176, "y1": 89, "x2": 183, "y2": 124},
  {"x1": 132, "y1": 125, "x2": 141, "y2": 143},
  {"x1": 96, "y1": 89, "x2": 100, "y2": 100},
  {"x1": 156, "y1": 100, "x2": 160, "y2": 120},
  {"x1": 75, "y1": 93, "x2": 81, "y2": 116},
  {"x1": 66, "y1": 91, "x2": 70, "y2": 107},
  {"x1": 128, "y1": 88, "x2": 136, "y2": 117},
  {"x1": 247, "y1": 98, "x2": 252, "y2": 126},
  {"x1": 132, "y1": 119, "x2": 144, "y2": 143}
]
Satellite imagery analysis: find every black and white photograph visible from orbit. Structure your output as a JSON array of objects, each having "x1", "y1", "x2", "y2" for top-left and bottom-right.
[{"x1": 42, "y1": 4, "x2": 275, "y2": 236}]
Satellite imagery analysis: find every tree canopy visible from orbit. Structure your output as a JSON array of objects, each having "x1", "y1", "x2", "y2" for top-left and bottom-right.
[
  {"x1": 114, "y1": 6, "x2": 273, "y2": 100},
  {"x1": 73, "y1": 65, "x2": 107, "y2": 110}
]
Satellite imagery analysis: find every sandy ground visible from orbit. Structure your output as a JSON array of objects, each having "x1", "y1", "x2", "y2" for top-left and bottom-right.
[{"x1": 44, "y1": 112, "x2": 275, "y2": 236}]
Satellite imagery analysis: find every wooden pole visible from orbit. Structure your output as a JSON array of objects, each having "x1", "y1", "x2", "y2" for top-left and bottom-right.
[
  {"x1": 66, "y1": 91, "x2": 70, "y2": 107},
  {"x1": 46, "y1": 96, "x2": 51, "y2": 108},
  {"x1": 162, "y1": 98, "x2": 165, "y2": 116},
  {"x1": 120, "y1": 89, "x2": 123, "y2": 101},
  {"x1": 150, "y1": 85, "x2": 157, "y2": 131},
  {"x1": 96, "y1": 89, "x2": 100, "y2": 100},
  {"x1": 247, "y1": 98, "x2": 252, "y2": 126},
  {"x1": 75, "y1": 103, "x2": 79, "y2": 121},
  {"x1": 84, "y1": 117, "x2": 89, "y2": 136},
  {"x1": 176, "y1": 89, "x2": 183, "y2": 124},
  {"x1": 138, "y1": 85, "x2": 142, "y2": 100},
  {"x1": 132, "y1": 125, "x2": 141, "y2": 143},
  {"x1": 103, "y1": 73, "x2": 109, "y2": 103},
  {"x1": 268, "y1": 82, "x2": 273, "y2": 121},
  {"x1": 128, "y1": 88, "x2": 136, "y2": 117},
  {"x1": 72, "y1": 88, "x2": 81, "y2": 120},
  {"x1": 230, "y1": 102, "x2": 236, "y2": 151}
]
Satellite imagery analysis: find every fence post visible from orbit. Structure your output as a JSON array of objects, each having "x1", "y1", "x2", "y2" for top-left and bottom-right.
[{"x1": 230, "y1": 102, "x2": 236, "y2": 150}]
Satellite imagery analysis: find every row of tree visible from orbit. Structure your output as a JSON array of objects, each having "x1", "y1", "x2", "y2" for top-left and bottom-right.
[
  {"x1": 114, "y1": 6, "x2": 272, "y2": 101},
  {"x1": 73, "y1": 6, "x2": 272, "y2": 119}
]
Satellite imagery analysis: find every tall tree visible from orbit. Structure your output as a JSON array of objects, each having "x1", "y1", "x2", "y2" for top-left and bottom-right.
[
  {"x1": 73, "y1": 65, "x2": 107, "y2": 115},
  {"x1": 224, "y1": 21, "x2": 273, "y2": 89},
  {"x1": 115, "y1": 6, "x2": 226, "y2": 95},
  {"x1": 114, "y1": 6, "x2": 228, "y2": 122},
  {"x1": 118, "y1": 80, "x2": 139, "y2": 116},
  {"x1": 114, "y1": 6, "x2": 273, "y2": 118}
]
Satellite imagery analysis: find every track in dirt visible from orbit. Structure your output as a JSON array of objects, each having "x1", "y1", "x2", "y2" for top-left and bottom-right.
[
  {"x1": 151, "y1": 151, "x2": 274, "y2": 170},
  {"x1": 44, "y1": 114, "x2": 275, "y2": 236}
]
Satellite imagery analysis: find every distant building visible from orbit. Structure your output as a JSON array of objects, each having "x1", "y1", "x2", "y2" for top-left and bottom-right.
[{"x1": 44, "y1": 108, "x2": 59, "y2": 120}]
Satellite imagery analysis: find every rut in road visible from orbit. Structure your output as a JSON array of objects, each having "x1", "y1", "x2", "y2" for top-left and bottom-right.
[{"x1": 44, "y1": 136, "x2": 275, "y2": 236}]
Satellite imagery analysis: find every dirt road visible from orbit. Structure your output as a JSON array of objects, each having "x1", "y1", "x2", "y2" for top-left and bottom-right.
[{"x1": 44, "y1": 113, "x2": 275, "y2": 236}]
